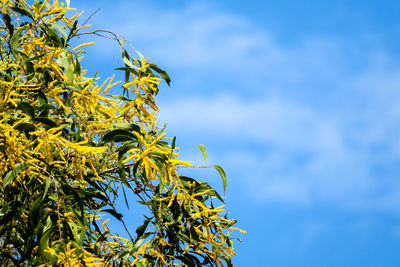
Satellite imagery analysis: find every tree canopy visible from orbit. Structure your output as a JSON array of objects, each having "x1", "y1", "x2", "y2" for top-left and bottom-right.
[{"x1": 0, "y1": 0, "x2": 243, "y2": 266}]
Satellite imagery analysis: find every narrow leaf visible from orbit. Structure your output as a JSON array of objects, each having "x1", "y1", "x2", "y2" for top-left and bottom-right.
[
  {"x1": 122, "y1": 50, "x2": 135, "y2": 69},
  {"x1": 171, "y1": 136, "x2": 176, "y2": 150},
  {"x1": 54, "y1": 24, "x2": 67, "y2": 46},
  {"x1": 136, "y1": 219, "x2": 150, "y2": 239},
  {"x1": 149, "y1": 63, "x2": 171, "y2": 86},
  {"x1": 42, "y1": 176, "x2": 51, "y2": 200},
  {"x1": 3, "y1": 163, "x2": 31, "y2": 188},
  {"x1": 115, "y1": 67, "x2": 139, "y2": 76},
  {"x1": 2, "y1": 13, "x2": 13, "y2": 36},
  {"x1": 135, "y1": 50, "x2": 146, "y2": 66},
  {"x1": 132, "y1": 232, "x2": 151, "y2": 252},
  {"x1": 212, "y1": 165, "x2": 227, "y2": 193},
  {"x1": 197, "y1": 144, "x2": 207, "y2": 164},
  {"x1": 67, "y1": 20, "x2": 77, "y2": 42},
  {"x1": 122, "y1": 187, "x2": 130, "y2": 210},
  {"x1": 102, "y1": 209, "x2": 123, "y2": 221},
  {"x1": 10, "y1": 28, "x2": 23, "y2": 53}
]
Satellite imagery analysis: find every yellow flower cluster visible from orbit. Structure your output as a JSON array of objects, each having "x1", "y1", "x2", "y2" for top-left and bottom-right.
[{"x1": 44, "y1": 242, "x2": 103, "y2": 266}]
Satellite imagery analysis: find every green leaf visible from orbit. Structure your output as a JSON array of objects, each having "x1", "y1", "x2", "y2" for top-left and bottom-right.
[
  {"x1": 54, "y1": 24, "x2": 67, "y2": 46},
  {"x1": 135, "y1": 50, "x2": 146, "y2": 66},
  {"x1": 122, "y1": 187, "x2": 130, "y2": 210},
  {"x1": 116, "y1": 144, "x2": 138, "y2": 159},
  {"x1": 102, "y1": 129, "x2": 136, "y2": 143},
  {"x1": 177, "y1": 232, "x2": 191, "y2": 243},
  {"x1": 169, "y1": 195, "x2": 180, "y2": 220},
  {"x1": 42, "y1": 175, "x2": 51, "y2": 200},
  {"x1": 136, "y1": 219, "x2": 150, "y2": 239},
  {"x1": 37, "y1": 89, "x2": 48, "y2": 105},
  {"x1": 114, "y1": 134, "x2": 135, "y2": 142},
  {"x1": 122, "y1": 50, "x2": 135, "y2": 69},
  {"x1": 119, "y1": 167, "x2": 130, "y2": 188},
  {"x1": 42, "y1": 25, "x2": 63, "y2": 47},
  {"x1": 39, "y1": 228, "x2": 51, "y2": 253},
  {"x1": 207, "y1": 188, "x2": 224, "y2": 203},
  {"x1": 212, "y1": 165, "x2": 227, "y2": 193},
  {"x1": 3, "y1": 162, "x2": 31, "y2": 188},
  {"x1": 25, "y1": 60, "x2": 35, "y2": 79},
  {"x1": 118, "y1": 160, "x2": 128, "y2": 184},
  {"x1": 18, "y1": 101, "x2": 35, "y2": 118},
  {"x1": 2, "y1": 13, "x2": 13, "y2": 36},
  {"x1": 132, "y1": 159, "x2": 142, "y2": 178},
  {"x1": 102, "y1": 208, "x2": 123, "y2": 221},
  {"x1": 17, "y1": 51, "x2": 35, "y2": 79},
  {"x1": 132, "y1": 232, "x2": 151, "y2": 252},
  {"x1": 112, "y1": 123, "x2": 141, "y2": 132},
  {"x1": 171, "y1": 136, "x2": 176, "y2": 150},
  {"x1": 10, "y1": 28, "x2": 23, "y2": 54},
  {"x1": 93, "y1": 191, "x2": 108, "y2": 203},
  {"x1": 67, "y1": 20, "x2": 77, "y2": 42},
  {"x1": 114, "y1": 67, "x2": 139, "y2": 76},
  {"x1": 197, "y1": 144, "x2": 207, "y2": 164},
  {"x1": 56, "y1": 51, "x2": 73, "y2": 82},
  {"x1": 10, "y1": 6, "x2": 33, "y2": 19},
  {"x1": 34, "y1": 117, "x2": 57, "y2": 128},
  {"x1": 224, "y1": 256, "x2": 234, "y2": 267},
  {"x1": 74, "y1": 59, "x2": 81, "y2": 75},
  {"x1": 149, "y1": 63, "x2": 171, "y2": 86}
]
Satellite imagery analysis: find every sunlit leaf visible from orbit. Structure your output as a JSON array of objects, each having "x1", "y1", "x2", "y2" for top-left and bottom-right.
[
  {"x1": 212, "y1": 165, "x2": 227, "y2": 193},
  {"x1": 197, "y1": 144, "x2": 207, "y2": 164},
  {"x1": 3, "y1": 163, "x2": 31, "y2": 188},
  {"x1": 132, "y1": 232, "x2": 151, "y2": 252}
]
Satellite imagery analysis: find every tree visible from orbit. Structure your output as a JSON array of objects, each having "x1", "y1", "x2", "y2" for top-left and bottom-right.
[{"x1": 0, "y1": 0, "x2": 244, "y2": 266}]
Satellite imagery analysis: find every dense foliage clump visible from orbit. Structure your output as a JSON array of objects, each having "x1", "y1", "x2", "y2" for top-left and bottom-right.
[{"x1": 0, "y1": 0, "x2": 243, "y2": 266}]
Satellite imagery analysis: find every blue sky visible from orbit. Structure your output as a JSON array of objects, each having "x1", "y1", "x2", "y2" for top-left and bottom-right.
[{"x1": 74, "y1": 1, "x2": 400, "y2": 266}]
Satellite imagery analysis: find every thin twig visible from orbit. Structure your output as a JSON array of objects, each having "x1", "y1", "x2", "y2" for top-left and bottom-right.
[
  {"x1": 177, "y1": 165, "x2": 213, "y2": 168},
  {"x1": 81, "y1": 8, "x2": 101, "y2": 27},
  {"x1": 99, "y1": 162, "x2": 137, "y2": 175},
  {"x1": 77, "y1": 29, "x2": 137, "y2": 53}
]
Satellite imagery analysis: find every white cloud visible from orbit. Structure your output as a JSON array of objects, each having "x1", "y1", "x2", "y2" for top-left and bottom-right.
[{"x1": 159, "y1": 94, "x2": 340, "y2": 150}]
